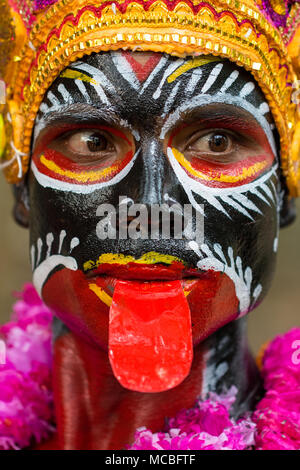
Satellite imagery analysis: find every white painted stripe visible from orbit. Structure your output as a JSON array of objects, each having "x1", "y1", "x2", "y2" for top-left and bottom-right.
[
  {"x1": 31, "y1": 150, "x2": 140, "y2": 194},
  {"x1": 185, "y1": 68, "x2": 203, "y2": 95},
  {"x1": 250, "y1": 187, "x2": 270, "y2": 205},
  {"x1": 139, "y1": 56, "x2": 168, "y2": 94},
  {"x1": 239, "y1": 82, "x2": 255, "y2": 98},
  {"x1": 111, "y1": 51, "x2": 140, "y2": 90},
  {"x1": 71, "y1": 62, "x2": 117, "y2": 93},
  {"x1": 74, "y1": 79, "x2": 91, "y2": 103},
  {"x1": 58, "y1": 230, "x2": 66, "y2": 254},
  {"x1": 163, "y1": 82, "x2": 181, "y2": 115},
  {"x1": 39, "y1": 103, "x2": 49, "y2": 113},
  {"x1": 201, "y1": 63, "x2": 224, "y2": 93},
  {"x1": 153, "y1": 59, "x2": 185, "y2": 100},
  {"x1": 219, "y1": 70, "x2": 239, "y2": 94},
  {"x1": 46, "y1": 232, "x2": 54, "y2": 258},
  {"x1": 259, "y1": 102, "x2": 270, "y2": 115},
  {"x1": 57, "y1": 84, "x2": 73, "y2": 104},
  {"x1": 259, "y1": 182, "x2": 276, "y2": 203},
  {"x1": 31, "y1": 245, "x2": 35, "y2": 270},
  {"x1": 219, "y1": 195, "x2": 253, "y2": 220},
  {"x1": 37, "y1": 238, "x2": 43, "y2": 265},
  {"x1": 231, "y1": 193, "x2": 262, "y2": 214},
  {"x1": 70, "y1": 237, "x2": 80, "y2": 252},
  {"x1": 47, "y1": 91, "x2": 61, "y2": 107}
]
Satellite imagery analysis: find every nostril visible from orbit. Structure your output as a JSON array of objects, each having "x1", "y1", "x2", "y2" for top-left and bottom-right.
[{"x1": 113, "y1": 205, "x2": 185, "y2": 240}]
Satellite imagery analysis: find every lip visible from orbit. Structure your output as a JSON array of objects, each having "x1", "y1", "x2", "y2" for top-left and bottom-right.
[
  {"x1": 85, "y1": 262, "x2": 204, "y2": 282},
  {"x1": 85, "y1": 263, "x2": 211, "y2": 299}
]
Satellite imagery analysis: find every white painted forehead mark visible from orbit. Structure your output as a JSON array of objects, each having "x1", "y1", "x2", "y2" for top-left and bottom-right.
[
  {"x1": 185, "y1": 68, "x2": 203, "y2": 95},
  {"x1": 201, "y1": 63, "x2": 224, "y2": 93},
  {"x1": 157, "y1": 61, "x2": 225, "y2": 115},
  {"x1": 33, "y1": 59, "x2": 118, "y2": 142},
  {"x1": 152, "y1": 58, "x2": 185, "y2": 100},
  {"x1": 219, "y1": 70, "x2": 240, "y2": 94},
  {"x1": 111, "y1": 51, "x2": 140, "y2": 90},
  {"x1": 163, "y1": 64, "x2": 224, "y2": 115},
  {"x1": 138, "y1": 55, "x2": 168, "y2": 94},
  {"x1": 160, "y1": 93, "x2": 277, "y2": 158},
  {"x1": 71, "y1": 61, "x2": 118, "y2": 94}
]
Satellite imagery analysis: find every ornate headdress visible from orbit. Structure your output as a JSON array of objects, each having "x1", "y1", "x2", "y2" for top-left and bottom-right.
[{"x1": 0, "y1": 0, "x2": 299, "y2": 194}]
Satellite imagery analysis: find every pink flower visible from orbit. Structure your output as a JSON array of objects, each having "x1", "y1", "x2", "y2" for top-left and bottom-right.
[
  {"x1": 253, "y1": 328, "x2": 300, "y2": 451},
  {"x1": 130, "y1": 330, "x2": 300, "y2": 451},
  {"x1": 0, "y1": 284, "x2": 54, "y2": 450},
  {"x1": 129, "y1": 388, "x2": 256, "y2": 450}
]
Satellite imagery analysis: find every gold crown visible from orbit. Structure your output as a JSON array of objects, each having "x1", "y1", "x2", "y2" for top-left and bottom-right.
[{"x1": 0, "y1": 0, "x2": 299, "y2": 194}]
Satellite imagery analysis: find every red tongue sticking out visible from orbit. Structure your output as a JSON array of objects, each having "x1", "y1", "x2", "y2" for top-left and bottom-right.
[{"x1": 109, "y1": 279, "x2": 193, "y2": 393}]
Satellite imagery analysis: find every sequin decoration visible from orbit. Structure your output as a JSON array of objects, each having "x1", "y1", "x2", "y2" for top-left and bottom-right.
[
  {"x1": 34, "y1": 0, "x2": 59, "y2": 11},
  {"x1": 0, "y1": 0, "x2": 299, "y2": 196},
  {"x1": 9, "y1": 0, "x2": 36, "y2": 30},
  {"x1": 0, "y1": 0, "x2": 15, "y2": 79},
  {"x1": 258, "y1": 0, "x2": 298, "y2": 28}
]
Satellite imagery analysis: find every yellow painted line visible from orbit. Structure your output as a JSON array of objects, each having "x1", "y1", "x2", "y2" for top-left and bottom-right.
[
  {"x1": 40, "y1": 154, "x2": 119, "y2": 183},
  {"x1": 167, "y1": 56, "x2": 222, "y2": 83},
  {"x1": 172, "y1": 148, "x2": 269, "y2": 183},
  {"x1": 89, "y1": 283, "x2": 112, "y2": 307},
  {"x1": 60, "y1": 69, "x2": 98, "y2": 85},
  {"x1": 84, "y1": 251, "x2": 184, "y2": 272}
]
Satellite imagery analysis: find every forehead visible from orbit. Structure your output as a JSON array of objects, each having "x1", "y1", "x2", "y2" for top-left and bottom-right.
[{"x1": 34, "y1": 51, "x2": 276, "y2": 144}]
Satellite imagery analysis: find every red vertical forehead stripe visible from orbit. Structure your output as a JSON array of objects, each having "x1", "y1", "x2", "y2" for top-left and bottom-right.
[{"x1": 121, "y1": 51, "x2": 162, "y2": 83}]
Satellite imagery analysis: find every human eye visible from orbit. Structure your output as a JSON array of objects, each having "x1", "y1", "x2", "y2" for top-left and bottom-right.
[
  {"x1": 184, "y1": 129, "x2": 239, "y2": 164},
  {"x1": 166, "y1": 111, "x2": 276, "y2": 188},
  {"x1": 50, "y1": 127, "x2": 132, "y2": 166},
  {"x1": 32, "y1": 125, "x2": 135, "y2": 185}
]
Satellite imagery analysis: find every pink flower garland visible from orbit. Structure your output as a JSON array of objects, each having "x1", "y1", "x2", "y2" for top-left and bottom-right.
[
  {"x1": 253, "y1": 328, "x2": 300, "y2": 450},
  {"x1": 129, "y1": 388, "x2": 257, "y2": 450},
  {"x1": 129, "y1": 328, "x2": 300, "y2": 450},
  {"x1": 0, "y1": 284, "x2": 54, "y2": 450},
  {"x1": 0, "y1": 283, "x2": 299, "y2": 450}
]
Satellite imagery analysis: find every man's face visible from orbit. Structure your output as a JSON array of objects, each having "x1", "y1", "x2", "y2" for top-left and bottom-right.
[{"x1": 28, "y1": 51, "x2": 280, "y2": 391}]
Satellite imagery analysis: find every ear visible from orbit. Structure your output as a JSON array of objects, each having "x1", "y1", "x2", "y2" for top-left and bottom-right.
[
  {"x1": 280, "y1": 188, "x2": 296, "y2": 228},
  {"x1": 12, "y1": 181, "x2": 30, "y2": 228}
]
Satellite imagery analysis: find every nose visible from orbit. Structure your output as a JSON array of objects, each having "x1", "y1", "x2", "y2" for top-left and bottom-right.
[
  {"x1": 137, "y1": 137, "x2": 167, "y2": 206},
  {"x1": 114, "y1": 136, "x2": 178, "y2": 238}
]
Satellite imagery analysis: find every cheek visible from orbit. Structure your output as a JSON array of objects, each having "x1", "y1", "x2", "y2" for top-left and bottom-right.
[
  {"x1": 42, "y1": 268, "x2": 110, "y2": 349},
  {"x1": 32, "y1": 147, "x2": 134, "y2": 186},
  {"x1": 169, "y1": 147, "x2": 275, "y2": 188},
  {"x1": 187, "y1": 272, "x2": 239, "y2": 345}
]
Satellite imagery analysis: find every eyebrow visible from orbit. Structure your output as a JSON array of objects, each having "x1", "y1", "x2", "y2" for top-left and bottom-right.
[
  {"x1": 32, "y1": 103, "x2": 121, "y2": 149},
  {"x1": 160, "y1": 96, "x2": 276, "y2": 156},
  {"x1": 37, "y1": 103, "x2": 120, "y2": 126},
  {"x1": 177, "y1": 104, "x2": 260, "y2": 130}
]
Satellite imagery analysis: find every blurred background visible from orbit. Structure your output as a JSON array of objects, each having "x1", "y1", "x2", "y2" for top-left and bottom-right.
[{"x1": 0, "y1": 175, "x2": 299, "y2": 354}]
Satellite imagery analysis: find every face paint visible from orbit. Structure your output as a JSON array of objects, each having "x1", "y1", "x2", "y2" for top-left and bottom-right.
[
  {"x1": 29, "y1": 51, "x2": 280, "y2": 393},
  {"x1": 167, "y1": 115, "x2": 275, "y2": 188},
  {"x1": 32, "y1": 126, "x2": 135, "y2": 185}
]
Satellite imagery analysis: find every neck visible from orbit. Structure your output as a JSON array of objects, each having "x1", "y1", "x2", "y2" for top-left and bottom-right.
[{"x1": 51, "y1": 317, "x2": 262, "y2": 450}]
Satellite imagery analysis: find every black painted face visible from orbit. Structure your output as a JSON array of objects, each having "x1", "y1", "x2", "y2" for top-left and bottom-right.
[{"x1": 28, "y1": 51, "x2": 280, "y2": 390}]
